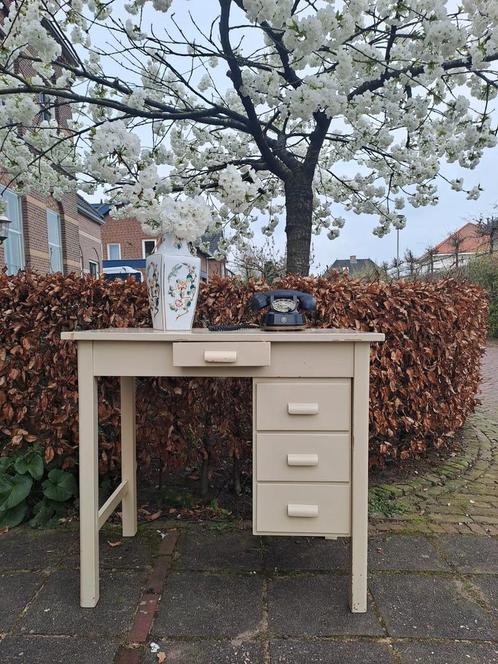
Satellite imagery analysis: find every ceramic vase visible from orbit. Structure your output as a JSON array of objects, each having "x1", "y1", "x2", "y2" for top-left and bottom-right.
[{"x1": 146, "y1": 233, "x2": 201, "y2": 330}]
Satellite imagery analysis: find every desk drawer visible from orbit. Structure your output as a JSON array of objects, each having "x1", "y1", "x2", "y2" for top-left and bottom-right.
[
  {"x1": 173, "y1": 341, "x2": 270, "y2": 367},
  {"x1": 256, "y1": 433, "x2": 350, "y2": 482},
  {"x1": 256, "y1": 381, "x2": 350, "y2": 431},
  {"x1": 255, "y1": 483, "x2": 350, "y2": 535}
]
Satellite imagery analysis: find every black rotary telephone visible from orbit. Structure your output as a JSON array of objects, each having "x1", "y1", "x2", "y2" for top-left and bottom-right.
[
  {"x1": 249, "y1": 289, "x2": 316, "y2": 330},
  {"x1": 207, "y1": 289, "x2": 316, "y2": 332}
]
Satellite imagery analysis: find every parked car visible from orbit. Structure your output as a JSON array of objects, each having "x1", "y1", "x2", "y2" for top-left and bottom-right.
[{"x1": 102, "y1": 266, "x2": 143, "y2": 282}]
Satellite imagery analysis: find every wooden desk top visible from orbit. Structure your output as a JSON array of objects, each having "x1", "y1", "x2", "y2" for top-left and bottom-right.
[{"x1": 61, "y1": 328, "x2": 385, "y2": 343}]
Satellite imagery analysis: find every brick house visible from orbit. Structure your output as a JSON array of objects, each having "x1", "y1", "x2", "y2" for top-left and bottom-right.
[
  {"x1": 0, "y1": 189, "x2": 103, "y2": 277},
  {"x1": 0, "y1": 5, "x2": 103, "y2": 276},
  {"x1": 97, "y1": 207, "x2": 226, "y2": 281},
  {"x1": 417, "y1": 222, "x2": 490, "y2": 274},
  {"x1": 76, "y1": 195, "x2": 104, "y2": 276}
]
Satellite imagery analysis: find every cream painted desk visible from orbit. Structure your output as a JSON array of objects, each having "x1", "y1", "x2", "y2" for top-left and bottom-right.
[{"x1": 62, "y1": 328, "x2": 384, "y2": 612}]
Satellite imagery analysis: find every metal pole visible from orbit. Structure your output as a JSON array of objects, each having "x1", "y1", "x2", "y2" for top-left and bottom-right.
[{"x1": 396, "y1": 229, "x2": 400, "y2": 279}]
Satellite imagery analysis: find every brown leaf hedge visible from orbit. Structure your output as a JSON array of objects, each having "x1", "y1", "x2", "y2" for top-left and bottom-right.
[{"x1": 0, "y1": 271, "x2": 488, "y2": 475}]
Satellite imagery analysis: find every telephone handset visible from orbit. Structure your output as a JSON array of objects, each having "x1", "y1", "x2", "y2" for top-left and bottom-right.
[{"x1": 249, "y1": 289, "x2": 316, "y2": 331}]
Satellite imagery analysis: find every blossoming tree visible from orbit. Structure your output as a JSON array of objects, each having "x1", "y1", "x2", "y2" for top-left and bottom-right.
[{"x1": 1, "y1": 0, "x2": 498, "y2": 273}]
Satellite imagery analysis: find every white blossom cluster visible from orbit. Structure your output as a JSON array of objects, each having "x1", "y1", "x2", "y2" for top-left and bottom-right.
[
  {"x1": 0, "y1": 0, "x2": 497, "y2": 252},
  {"x1": 111, "y1": 184, "x2": 212, "y2": 240},
  {"x1": 244, "y1": 0, "x2": 294, "y2": 28},
  {"x1": 217, "y1": 166, "x2": 262, "y2": 212},
  {"x1": 87, "y1": 121, "x2": 141, "y2": 185}
]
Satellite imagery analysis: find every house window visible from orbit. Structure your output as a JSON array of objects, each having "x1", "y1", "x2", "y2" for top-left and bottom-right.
[
  {"x1": 39, "y1": 93, "x2": 52, "y2": 122},
  {"x1": 142, "y1": 239, "x2": 156, "y2": 258},
  {"x1": 89, "y1": 260, "x2": 99, "y2": 277},
  {"x1": 107, "y1": 243, "x2": 121, "y2": 260},
  {"x1": 2, "y1": 189, "x2": 25, "y2": 275},
  {"x1": 47, "y1": 210, "x2": 63, "y2": 273}
]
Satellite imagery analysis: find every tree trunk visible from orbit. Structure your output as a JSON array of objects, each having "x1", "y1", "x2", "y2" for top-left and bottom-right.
[{"x1": 285, "y1": 175, "x2": 313, "y2": 275}]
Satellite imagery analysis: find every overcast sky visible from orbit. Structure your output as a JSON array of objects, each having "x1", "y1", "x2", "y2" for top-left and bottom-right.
[{"x1": 307, "y1": 148, "x2": 497, "y2": 272}]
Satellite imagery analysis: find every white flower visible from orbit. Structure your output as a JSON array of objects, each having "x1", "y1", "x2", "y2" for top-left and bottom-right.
[
  {"x1": 450, "y1": 178, "x2": 464, "y2": 192},
  {"x1": 87, "y1": 120, "x2": 141, "y2": 184},
  {"x1": 466, "y1": 185, "x2": 482, "y2": 200},
  {"x1": 217, "y1": 165, "x2": 261, "y2": 213},
  {"x1": 244, "y1": 0, "x2": 293, "y2": 27},
  {"x1": 152, "y1": 0, "x2": 171, "y2": 9},
  {"x1": 132, "y1": 195, "x2": 212, "y2": 241},
  {"x1": 198, "y1": 74, "x2": 211, "y2": 92}
]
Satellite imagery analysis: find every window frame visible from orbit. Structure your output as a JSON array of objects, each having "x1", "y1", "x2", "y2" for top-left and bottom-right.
[
  {"x1": 39, "y1": 92, "x2": 52, "y2": 122},
  {"x1": 142, "y1": 238, "x2": 156, "y2": 258},
  {"x1": 2, "y1": 189, "x2": 25, "y2": 275},
  {"x1": 88, "y1": 260, "x2": 99, "y2": 277},
  {"x1": 107, "y1": 243, "x2": 121, "y2": 260},
  {"x1": 47, "y1": 209, "x2": 63, "y2": 273}
]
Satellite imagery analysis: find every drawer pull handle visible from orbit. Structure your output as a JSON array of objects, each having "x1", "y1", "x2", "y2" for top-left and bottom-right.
[
  {"x1": 203, "y1": 350, "x2": 237, "y2": 363},
  {"x1": 287, "y1": 453, "x2": 319, "y2": 467},
  {"x1": 287, "y1": 402, "x2": 319, "y2": 416},
  {"x1": 287, "y1": 504, "x2": 319, "y2": 518}
]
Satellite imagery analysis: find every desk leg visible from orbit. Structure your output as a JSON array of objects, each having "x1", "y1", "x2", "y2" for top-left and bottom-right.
[
  {"x1": 350, "y1": 343, "x2": 370, "y2": 613},
  {"x1": 78, "y1": 342, "x2": 100, "y2": 608},
  {"x1": 121, "y1": 376, "x2": 137, "y2": 537}
]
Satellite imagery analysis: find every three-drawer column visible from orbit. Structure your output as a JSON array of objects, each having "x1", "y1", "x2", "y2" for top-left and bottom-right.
[{"x1": 253, "y1": 378, "x2": 352, "y2": 537}]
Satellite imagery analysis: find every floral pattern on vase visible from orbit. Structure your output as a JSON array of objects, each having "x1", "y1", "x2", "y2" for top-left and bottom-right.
[
  {"x1": 167, "y1": 263, "x2": 198, "y2": 320},
  {"x1": 146, "y1": 261, "x2": 161, "y2": 319},
  {"x1": 146, "y1": 232, "x2": 201, "y2": 330}
]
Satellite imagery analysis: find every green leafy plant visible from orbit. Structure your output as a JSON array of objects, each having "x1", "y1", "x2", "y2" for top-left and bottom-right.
[
  {"x1": 369, "y1": 487, "x2": 407, "y2": 519},
  {"x1": 466, "y1": 253, "x2": 498, "y2": 337},
  {"x1": 0, "y1": 447, "x2": 78, "y2": 528}
]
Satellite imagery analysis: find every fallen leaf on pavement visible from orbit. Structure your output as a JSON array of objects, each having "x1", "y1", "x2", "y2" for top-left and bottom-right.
[
  {"x1": 157, "y1": 653, "x2": 166, "y2": 663},
  {"x1": 145, "y1": 510, "x2": 162, "y2": 521}
]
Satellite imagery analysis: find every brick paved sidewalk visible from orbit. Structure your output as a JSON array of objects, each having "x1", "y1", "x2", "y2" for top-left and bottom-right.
[
  {"x1": 480, "y1": 339, "x2": 498, "y2": 414},
  {"x1": 370, "y1": 341, "x2": 498, "y2": 536},
  {"x1": 0, "y1": 343, "x2": 496, "y2": 664}
]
